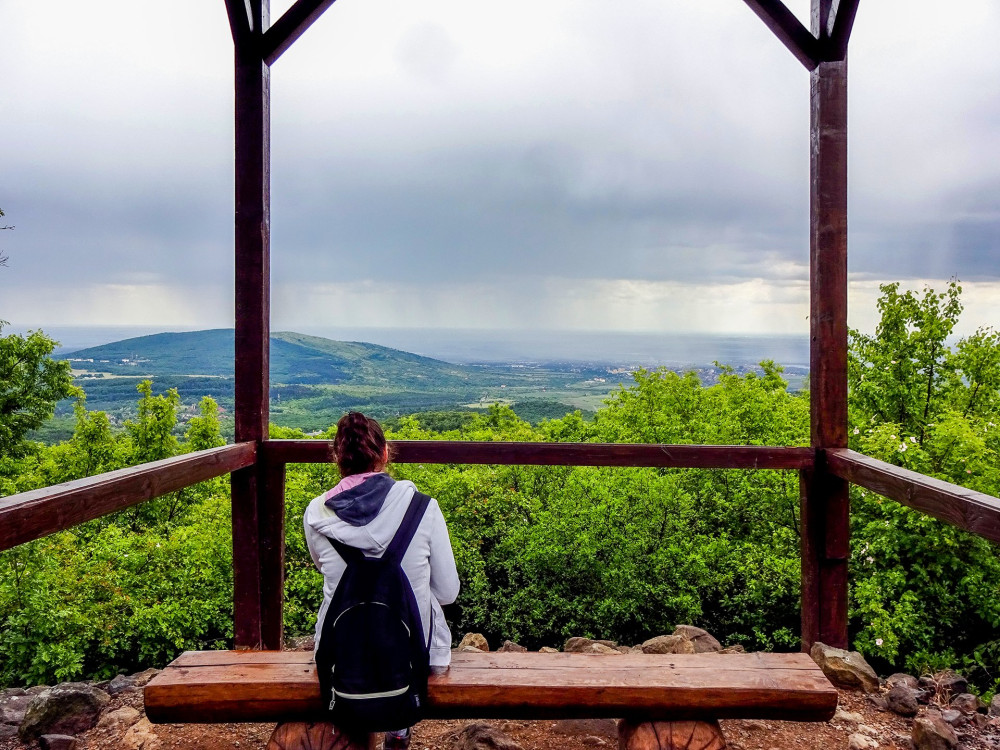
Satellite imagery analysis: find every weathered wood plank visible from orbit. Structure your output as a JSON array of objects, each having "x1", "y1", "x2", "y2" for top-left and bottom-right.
[
  {"x1": 145, "y1": 651, "x2": 838, "y2": 724},
  {"x1": 740, "y1": 0, "x2": 820, "y2": 70},
  {"x1": 266, "y1": 440, "x2": 814, "y2": 470},
  {"x1": 827, "y1": 449, "x2": 1000, "y2": 544},
  {"x1": 261, "y1": 0, "x2": 339, "y2": 65},
  {"x1": 0, "y1": 444, "x2": 256, "y2": 552},
  {"x1": 232, "y1": 0, "x2": 273, "y2": 650},
  {"x1": 826, "y1": 0, "x2": 860, "y2": 61}
]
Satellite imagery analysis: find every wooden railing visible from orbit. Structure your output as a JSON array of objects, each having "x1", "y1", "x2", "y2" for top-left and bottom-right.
[{"x1": 0, "y1": 443, "x2": 256, "y2": 551}]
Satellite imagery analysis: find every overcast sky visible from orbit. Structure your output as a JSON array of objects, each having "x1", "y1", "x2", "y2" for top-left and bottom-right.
[{"x1": 1, "y1": 0, "x2": 998, "y2": 336}]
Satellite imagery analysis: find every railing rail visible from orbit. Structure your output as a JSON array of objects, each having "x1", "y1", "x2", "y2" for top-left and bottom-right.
[
  {"x1": 267, "y1": 440, "x2": 815, "y2": 469},
  {"x1": 0, "y1": 442, "x2": 257, "y2": 552},
  {"x1": 826, "y1": 448, "x2": 1000, "y2": 544}
]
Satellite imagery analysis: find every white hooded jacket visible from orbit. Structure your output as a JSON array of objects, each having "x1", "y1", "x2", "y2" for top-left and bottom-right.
[{"x1": 303, "y1": 475, "x2": 460, "y2": 667}]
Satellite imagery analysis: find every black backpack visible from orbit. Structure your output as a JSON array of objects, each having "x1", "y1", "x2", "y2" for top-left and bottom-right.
[{"x1": 316, "y1": 491, "x2": 432, "y2": 732}]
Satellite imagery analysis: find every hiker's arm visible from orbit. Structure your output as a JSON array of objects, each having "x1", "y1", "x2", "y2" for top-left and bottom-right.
[{"x1": 427, "y1": 499, "x2": 460, "y2": 605}]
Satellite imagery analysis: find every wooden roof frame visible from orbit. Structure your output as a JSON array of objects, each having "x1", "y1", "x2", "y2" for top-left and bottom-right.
[{"x1": 5, "y1": 0, "x2": 1000, "y2": 659}]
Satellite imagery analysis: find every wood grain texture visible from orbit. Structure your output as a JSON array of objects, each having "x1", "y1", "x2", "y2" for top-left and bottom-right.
[
  {"x1": 618, "y1": 719, "x2": 726, "y2": 750},
  {"x1": 825, "y1": 0, "x2": 860, "y2": 61},
  {"x1": 0, "y1": 443, "x2": 256, "y2": 551},
  {"x1": 232, "y1": 0, "x2": 272, "y2": 650},
  {"x1": 261, "y1": 0, "x2": 339, "y2": 65},
  {"x1": 144, "y1": 651, "x2": 837, "y2": 724},
  {"x1": 267, "y1": 722, "x2": 374, "y2": 750},
  {"x1": 267, "y1": 440, "x2": 814, "y2": 470},
  {"x1": 827, "y1": 449, "x2": 1000, "y2": 544},
  {"x1": 740, "y1": 0, "x2": 819, "y2": 70}
]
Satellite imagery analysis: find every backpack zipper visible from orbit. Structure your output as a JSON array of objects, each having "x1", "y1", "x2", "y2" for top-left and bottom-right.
[{"x1": 334, "y1": 685, "x2": 410, "y2": 700}]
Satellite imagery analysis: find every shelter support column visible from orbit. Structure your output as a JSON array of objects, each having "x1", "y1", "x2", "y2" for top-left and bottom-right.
[
  {"x1": 231, "y1": 0, "x2": 284, "y2": 650},
  {"x1": 802, "y1": 43, "x2": 850, "y2": 651}
]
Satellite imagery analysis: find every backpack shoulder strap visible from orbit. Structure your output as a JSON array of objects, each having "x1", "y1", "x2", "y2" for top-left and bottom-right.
[
  {"x1": 327, "y1": 535, "x2": 365, "y2": 564},
  {"x1": 384, "y1": 491, "x2": 431, "y2": 563}
]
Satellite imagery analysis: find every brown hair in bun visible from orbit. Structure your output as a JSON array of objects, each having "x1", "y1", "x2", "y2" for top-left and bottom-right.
[{"x1": 333, "y1": 412, "x2": 389, "y2": 477}]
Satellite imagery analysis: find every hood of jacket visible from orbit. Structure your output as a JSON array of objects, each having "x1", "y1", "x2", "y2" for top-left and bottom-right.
[{"x1": 305, "y1": 474, "x2": 417, "y2": 556}]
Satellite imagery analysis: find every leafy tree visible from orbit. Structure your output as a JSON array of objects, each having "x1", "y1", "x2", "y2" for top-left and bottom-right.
[{"x1": 0, "y1": 323, "x2": 76, "y2": 458}]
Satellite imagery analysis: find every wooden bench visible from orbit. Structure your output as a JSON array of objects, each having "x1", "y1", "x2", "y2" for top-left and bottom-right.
[{"x1": 144, "y1": 650, "x2": 838, "y2": 749}]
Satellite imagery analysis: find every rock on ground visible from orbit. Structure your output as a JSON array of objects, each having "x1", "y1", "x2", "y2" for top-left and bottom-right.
[
  {"x1": 498, "y1": 641, "x2": 527, "y2": 653},
  {"x1": 459, "y1": 633, "x2": 490, "y2": 652},
  {"x1": 912, "y1": 715, "x2": 959, "y2": 750},
  {"x1": 18, "y1": 682, "x2": 110, "y2": 743},
  {"x1": 444, "y1": 721, "x2": 523, "y2": 750},
  {"x1": 809, "y1": 642, "x2": 880, "y2": 693},
  {"x1": 640, "y1": 635, "x2": 695, "y2": 655},
  {"x1": 672, "y1": 625, "x2": 722, "y2": 653},
  {"x1": 563, "y1": 638, "x2": 617, "y2": 653}
]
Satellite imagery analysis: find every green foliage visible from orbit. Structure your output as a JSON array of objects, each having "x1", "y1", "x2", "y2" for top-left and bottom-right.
[
  {"x1": 3, "y1": 283, "x2": 1000, "y2": 691},
  {"x1": 0, "y1": 323, "x2": 76, "y2": 457}
]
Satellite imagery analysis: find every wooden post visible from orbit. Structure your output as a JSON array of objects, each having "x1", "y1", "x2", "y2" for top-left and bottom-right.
[
  {"x1": 231, "y1": 0, "x2": 282, "y2": 650},
  {"x1": 803, "y1": 0, "x2": 849, "y2": 651}
]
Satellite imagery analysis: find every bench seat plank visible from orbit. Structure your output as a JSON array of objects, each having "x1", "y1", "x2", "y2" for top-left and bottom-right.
[{"x1": 145, "y1": 650, "x2": 838, "y2": 724}]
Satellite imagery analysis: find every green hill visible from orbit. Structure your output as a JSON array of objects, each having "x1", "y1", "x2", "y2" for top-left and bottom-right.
[{"x1": 56, "y1": 329, "x2": 611, "y2": 431}]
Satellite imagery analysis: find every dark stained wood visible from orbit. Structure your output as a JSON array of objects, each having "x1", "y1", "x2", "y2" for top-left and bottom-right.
[
  {"x1": 232, "y1": 0, "x2": 273, "y2": 650},
  {"x1": 827, "y1": 449, "x2": 1000, "y2": 544},
  {"x1": 145, "y1": 650, "x2": 838, "y2": 724},
  {"x1": 826, "y1": 0, "x2": 860, "y2": 61},
  {"x1": 619, "y1": 719, "x2": 726, "y2": 750},
  {"x1": 223, "y1": 0, "x2": 254, "y2": 42},
  {"x1": 801, "y1": 0, "x2": 850, "y2": 651},
  {"x1": 0, "y1": 444, "x2": 256, "y2": 552},
  {"x1": 740, "y1": 0, "x2": 820, "y2": 71},
  {"x1": 267, "y1": 722, "x2": 375, "y2": 750},
  {"x1": 267, "y1": 440, "x2": 814, "y2": 470},
  {"x1": 261, "y1": 0, "x2": 339, "y2": 66}
]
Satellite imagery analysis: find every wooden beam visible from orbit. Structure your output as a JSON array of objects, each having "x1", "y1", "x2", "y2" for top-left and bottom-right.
[
  {"x1": 261, "y1": 0, "x2": 338, "y2": 66},
  {"x1": 827, "y1": 449, "x2": 1000, "y2": 545},
  {"x1": 223, "y1": 0, "x2": 254, "y2": 43},
  {"x1": 802, "y1": 0, "x2": 849, "y2": 651},
  {"x1": 232, "y1": 0, "x2": 276, "y2": 650},
  {"x1": 266, "y1": 440, "x2": 815, "y2": 470},
  {"x1": 0, "y1": 444, "x2": 256, "y2": 552},
  {"x1": 826, "y1": 0, "x2": 860, "y2": 61},
  {"x1": 740, "y1": 0, "x2": 820, "y2": 71},
  {"x1": 145, "y1": 650, "x2": 838, "y2": 724}
]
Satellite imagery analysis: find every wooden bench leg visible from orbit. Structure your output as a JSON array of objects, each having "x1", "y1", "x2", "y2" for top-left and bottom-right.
[
  {"x1": 267, "y1": 721, "x2": 377, "y2": 750},
  {"x1": 618, "y1": 719, "x2": 727, "y2": 750}
]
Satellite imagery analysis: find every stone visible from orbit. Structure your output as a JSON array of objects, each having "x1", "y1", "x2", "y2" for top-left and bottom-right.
[
  {"x1": 847, "y1": 732, "x2": 878, "y2": 750},
  {"x1": 39, "y1": 735, "x2": 77, "y2": 750},
  {"x1": 809, "y1": 642, "x2": 880, "y2": 693},
  {"x1": 934, "y1": 671, "x2": 968, "y2": 698},
  {"x1": 122, "y1": 717, "x2": 162, "y2": 750},
  {"x1": 551, "y1": 719, "x2": 618, "y2": 738},
  {"x1": 27, "y1": 685, "x2": 50, "y2": 695},
  {"x1": 98, "y1": 706, "x2": 142, "y2": 729},
  {"x1": 865, "y1": 692, "x2": 888, "y2": 711},
  {"x1": 285, "y1": 635, "x2": 315, "y2": 651},
  {"x1": 857, "y1": 724, "x2": 878, "y2": 737},
  {"x1": 18, "y1": 683, "x2": 110, "y2": 743},
  {"x1": 886, "y1": 673, "x2": 919, "y2": 690},
  {"x1": 990, "y1": 694, "x2": 1000, "y2": 717},
  {"x1": 640, "y1": 635, "x2": 696, "y2": 655},
  {"x1": 106, "y1": 675, "x2": 138, "y2": 696},
  {"x1": 459, "y1": 633, "x2": 490, "y2": 652},
  {"x1": 460, "y1": 646, "x2": 485, "y2": 653},
  {"x1": 0, "y1": 693, "x2": 34, "y2": 724},
  {"x1": 444, "y1": 721, "x2": 523, "y2": 750},
  {"x1": 672, "y1": 625, "x2": 722, "y2": 653},
  {"x1": 912, "y1": 716, "x2": 958, "y2": 750},
  {"x1": 583, "y1": 643, "x2": 621, "y2": 655},
  {"x1": 886, "y1": 684, "x2": 920, "y2": 716},
  {"x1": 1, "y1": 688, "x2": 27, "y2": 698},
  {"x1": 0, "y1": 725, "x2": 18, "y2": 740},
  {"x1": 498, "y1": 640, "x2": 527, "y2": 653},
  {"x1": 950, "y1": 692, "x2": 980, "y2": 714},
  {"x1": 563, "y1": 637, "x2": 616, "y2": 653},
  {"x1": 940, "y1": 709, "x2": 966, "y2": 728},
  {"x1": 833, "y1": 709, "x2": 864, "y2": 725},
  {"x1": 539, "y1": 647, "x2": 559, "y2": 653},
  {"x1": 720, "y1": 644, "x2": 746, "y2": 654},
  {"x1": 130, "y1": 669, "x2": 160, "y2": 688},
  {"x1": 581, "y1": 737, "x2": 606, "y2": 746}
]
